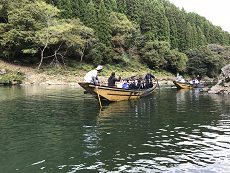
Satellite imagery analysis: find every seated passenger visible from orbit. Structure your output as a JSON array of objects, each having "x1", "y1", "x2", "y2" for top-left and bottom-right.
[
  {"x1": 136, "y1": 79, "x2": 143, "y2": 89},
  {"x1": 129, "y1": 81, "x2": 136, "y2": 89},
  {"x1": 122, "y1": 82, "x2": 129, "y2": 89},
  {"x1": 176, "y1": 73, "x2": 185, "y2": 83}
]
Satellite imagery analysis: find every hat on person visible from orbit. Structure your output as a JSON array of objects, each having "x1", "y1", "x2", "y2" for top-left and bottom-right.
[{"x1": 96, "y1": 65, "x2": 103, "y2": 71}]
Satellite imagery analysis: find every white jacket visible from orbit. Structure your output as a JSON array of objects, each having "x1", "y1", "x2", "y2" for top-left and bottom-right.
[{"x1": 84, "y1": 70, "x2": 98, "y2": 84}]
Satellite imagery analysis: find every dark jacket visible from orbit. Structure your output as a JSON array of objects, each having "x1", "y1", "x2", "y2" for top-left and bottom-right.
[
  {"x1": 108, "y1": 76, "x2": 121, "y2": 87},
  {"x1": 144, "y1": 73, "x2": 155, "y2": 82}
]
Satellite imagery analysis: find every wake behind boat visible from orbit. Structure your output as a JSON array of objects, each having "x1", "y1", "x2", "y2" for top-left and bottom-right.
[{"x1": 78, "y1": 82, "x2": 158, "y2": 102}]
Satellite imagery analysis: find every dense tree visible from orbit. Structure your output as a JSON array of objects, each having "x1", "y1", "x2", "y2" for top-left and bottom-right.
[
  {"x1": 176, "y1": 8, "x2": 187, "y2": 51},
  {"x1": 83, "y1": 0, "x2": 97, "y2": 29},
  {"x1": 152, "y1": 0, "x2": 170, "y2": 41},
  {"x1": 109, "y1": 12, "x2": 138, "y2": 62},
  {"x1": 0, "y1": 0, "x2": 95, "y2": 68},
  {"x1": 140, "y1": 0, "x2": 156, "y2": 40},
  {"x1": 165, "y1": 6, "x2": 178, "y2": 49},
  {"x1": 140, "y1": 40, "x2": 188, "y2": 73},
  {"x1": 1, "y1": 0, "x2": 230, "y2": 75},
  {"x1": 185, "y1": 22, "x2": 193, "y2": 49},
  {"x1": 96, "y1": 0, "x2": 111, "y2": 46},
  {"x1": 116, "y1": 0, "x2": 127, "y2": 14},
  {"x1": 126, "y1": 0, "x2": 142, "y2": 24},
  {"x1": 186, "y1": 45, "x2": 229, "y2": 77}
]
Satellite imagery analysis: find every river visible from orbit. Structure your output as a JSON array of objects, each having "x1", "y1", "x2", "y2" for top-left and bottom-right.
[{"x1": 0, "y1": 85, "x2": 230, "y2": 172}]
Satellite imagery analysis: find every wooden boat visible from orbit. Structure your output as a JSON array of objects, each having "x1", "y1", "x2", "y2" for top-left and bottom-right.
[
  {"x1": 78, "y1": 82, "x2": 158, "y2": 102},
  {"x1": 173, "y1": 80, "x2": 197, "y2": 89}
]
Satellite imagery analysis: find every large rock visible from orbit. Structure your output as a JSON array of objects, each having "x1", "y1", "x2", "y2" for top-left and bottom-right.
[
  {"x1": 218, "y1": 64, "x2": 230, "y2": 84},
  {"x1": 208, "y1": 64, "x2": 230, "y2": 94},
  {"x1": 0, "y1": 69, "x2": 6, "y2": 75}
]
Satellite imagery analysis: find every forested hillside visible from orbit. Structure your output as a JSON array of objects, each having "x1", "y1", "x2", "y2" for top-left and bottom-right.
[{"x1": 1, "y1": 0, "x2": 230, "y2": 77}]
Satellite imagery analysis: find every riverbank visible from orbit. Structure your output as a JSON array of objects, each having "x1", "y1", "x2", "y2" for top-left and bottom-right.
[{"x1": 0, "y1": 59, "x2": 177, "y2": 86}]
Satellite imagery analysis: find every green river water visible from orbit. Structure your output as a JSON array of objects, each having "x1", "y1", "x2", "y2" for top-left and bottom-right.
[{"x1": 0, "y1": 85, "x2": 230, "y2": 173}]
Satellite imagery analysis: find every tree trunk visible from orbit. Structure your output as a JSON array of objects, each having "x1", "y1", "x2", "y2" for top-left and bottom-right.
[{"x1": 38, "y1": 45, "x2": 47, "y2": 70}]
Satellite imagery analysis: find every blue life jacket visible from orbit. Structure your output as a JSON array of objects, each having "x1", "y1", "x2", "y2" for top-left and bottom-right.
[{"x1": 122, "y1": 83, "x2": 129, "y2": 89}]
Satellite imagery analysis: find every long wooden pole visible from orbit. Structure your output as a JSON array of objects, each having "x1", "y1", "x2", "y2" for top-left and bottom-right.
[
  {"x1": 156, "y1": 78, "x2": 160, "y2": 90},
  {"x1": 97, "y1": 90, "x2": 102, "y2": 108}
]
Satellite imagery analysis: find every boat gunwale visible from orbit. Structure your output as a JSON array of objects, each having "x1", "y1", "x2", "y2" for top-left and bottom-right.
[{"x1": 79, "y1": 82, "x2": 157, "y2": 93}]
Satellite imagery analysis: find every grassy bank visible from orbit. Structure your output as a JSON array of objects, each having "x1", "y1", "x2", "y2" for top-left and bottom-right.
[
  {"x1": 40, "y1": 60, "x2": 174, "y2": 78},
  {"x1": 0, "y1": 59, "x2": 176, "y2": 85},
  {"x1": 0, "y1": 69, "x2": 24, "y2": 85}
]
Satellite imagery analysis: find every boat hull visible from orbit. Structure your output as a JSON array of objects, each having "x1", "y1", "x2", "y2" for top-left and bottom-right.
[
  {"x1": 173, "y1": 81, "x2": 197, "y2": 89},
  {"x1": 78, "y1": 82, "x2": 157, "y2": 101}
]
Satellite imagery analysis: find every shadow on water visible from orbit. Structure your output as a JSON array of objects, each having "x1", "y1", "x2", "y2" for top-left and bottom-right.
[{"x1": 0, "y1": 86, "x2": 230, "y2": 172}]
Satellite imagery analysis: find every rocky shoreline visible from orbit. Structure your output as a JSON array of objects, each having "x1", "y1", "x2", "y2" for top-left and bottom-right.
[
  {"x1": 202, "y1": 64, "x2": 230, "y2": 94},
  {"x1": 22, "y1": 73, "x2": 175, "y2": 86},
  {"x1": 2, "y1": 60, "x2": 229, "y2": 92},
  {"x1": 0, "y1": 59, "x2": 175, "y2": 86}
]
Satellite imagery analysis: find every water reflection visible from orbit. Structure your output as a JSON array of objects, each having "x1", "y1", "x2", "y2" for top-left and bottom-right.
[{"x1": 0, "y1": 86, "x2": 230, "y2": 172}]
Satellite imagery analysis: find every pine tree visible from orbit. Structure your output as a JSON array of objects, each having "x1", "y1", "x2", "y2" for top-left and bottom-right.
[
  {"x1": 103, "y1": 0, "x2": 118, "y2": 12},
  {"x1": 203, "y1": 21, "x2": 211, "y2": 43},
  {"x1": 197, "y1": 26, "x2": 206, "y2": 46},
  {"x1": 72, "y1": 0, "x2": 80, "y2": 18},
  {"x1": 151, "y1": 0, "x2": 170, "y2": 41},
  {"x1": 191, "y1": 25, "x2": 198, "y2": 48},
  {"x1": 96, "y1": 0, "x2": 111, "y2": 46},
  {"x1": 84, "y1": 0, "x2": 97, "y2": 29},
  {"x1": 78, "y1": 0, "x2": 86, "y2": 20},
  {"x1": 140, "y1": 0, "x2": 156, "y2": 40},
  {"x1": 165, "y1": 5, "x2": 178, "y2": 49},
  {"x1": 56, "y1": 0, "x2": 72, "y2": 18},
  {"x1": 185, "y1": 22, "x2": 193, "y2": 49},
  {"x1": 117, "y1": 0, "x2": 127, "y2": 14},
  {"x1": 126, "y1": 0, "x2": 142, "y2": 24},
  {"x1": 175, "y1": 8, "x2": 187, "y2": 51}
]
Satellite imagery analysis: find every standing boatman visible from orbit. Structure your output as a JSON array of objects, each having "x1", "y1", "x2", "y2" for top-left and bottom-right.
[
  {"x1": 144, "y1": 71, "x2": 155, "y2": 88},
  {"x1": 84, "y1": 65, "x2": 103, "y2": 85}
]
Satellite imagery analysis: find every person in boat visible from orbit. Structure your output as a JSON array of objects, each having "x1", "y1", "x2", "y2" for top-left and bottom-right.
[
  {"x1": 122, "y1": 81, "x2": 129, "y2": 89},
  {"x1": 196, "y1": 75, "x2": 202, "y2": 82},
  {"x1": 144, "y1": 71, "x2": 155, "y2": 88},
  {"x1": 176, "y1": 73, "x2": 185, "y2": 83},
  {"x1": 129, "y1": 80, "x2": 136, "y2": 89},
  {"x1": 136, "y1": 79, "x2": 144, "y2": 89},
  {"x1": 108, "y1": 72, "x2": 121, "y2": 87},
  {"x1": 84, "y1": 65, "x2": 103, "y2": 85}
]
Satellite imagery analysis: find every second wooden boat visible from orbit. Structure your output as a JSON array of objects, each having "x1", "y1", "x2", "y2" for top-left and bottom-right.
[{"x1": 173, "y1": 81, "x2": 197, "y2": 89}]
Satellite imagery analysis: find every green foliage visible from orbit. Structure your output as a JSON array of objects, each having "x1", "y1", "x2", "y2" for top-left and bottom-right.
[
  {"x1": 0, "y1": 69, "x2": 24, "y2": 84},
  {"x1": 0, "y1": 0, "x2": 60, "y2": 59},
  {"x1": 96, "y1": 0, "x2": 111, "y2": 46},
  {"x1": 86, "y1": 42, "x2": 112, "y2": 65},
  {"x1": 83, "y1": 0, "x2": 97, "y2": 29},
  {"x1": 1, "y1": 0, "x2": 230, "y2": 76},
  {"x1": 140, "y1": 40, "x2": 188, "y2": 73},
  {"x1": 140, "y1": 0, "x2": 156, "y2": 40},
  {"x1": 0, "y1": 0, "x2": 95, "y2": 68},
  {"x1": 186, "y1": 44, "x2": 230, "y2": 77},
  {"x1": 140, "y1": 41, "x2": 169, "y2": 69},
  {"x1": 109, "y1": 12, "x2": 139, "y2": 62},
  {"x1": 165, "y1": 49, "x2": 188, "y2": 73}
]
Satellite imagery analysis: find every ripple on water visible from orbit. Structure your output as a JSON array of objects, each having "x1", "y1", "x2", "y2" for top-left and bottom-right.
[{"x1": 1, "y1": 87, "x2": 230, "y2": 173}]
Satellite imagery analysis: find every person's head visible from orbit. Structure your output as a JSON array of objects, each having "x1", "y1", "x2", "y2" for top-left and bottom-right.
[
  {"x1": 111, "y1": 72, "x2": 115, "y2": 76},
  {"x1": 96, "y1": 65, "x2": 103, "y2": 72},
  {"x1": 147, "y1": 71, "x2": 151, "y2": 75}
]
